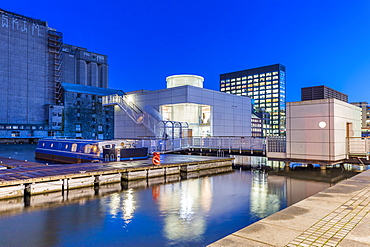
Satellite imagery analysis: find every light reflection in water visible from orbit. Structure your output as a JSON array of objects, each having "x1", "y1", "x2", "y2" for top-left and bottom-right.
[
  {"x1": 155, "y1": 178, "x2": 213, "y2": 242},
  {"x1": 0, "y1": 168, "x2": 357, "y2": 247},
  {"x1": 250, "y1": 170, "x2": 284, "y2": 218},
  {"x1": 102, "y1": 188, "x2": 136, "y2": 227}
]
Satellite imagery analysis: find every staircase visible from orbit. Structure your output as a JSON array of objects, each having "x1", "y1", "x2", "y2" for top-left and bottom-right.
[{"x1": 102, "y1": 94, "x2": 160, "y2": 137}]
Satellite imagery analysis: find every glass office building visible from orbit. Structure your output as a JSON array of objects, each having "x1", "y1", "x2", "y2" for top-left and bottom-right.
[{"x1": 220, "y1": 64, "x2": 286, "y2": 136}]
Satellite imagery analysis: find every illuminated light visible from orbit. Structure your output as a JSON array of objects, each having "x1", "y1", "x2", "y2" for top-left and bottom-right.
[{"x1": 319, "y1": 121, "x2": 327, "y2": 128}]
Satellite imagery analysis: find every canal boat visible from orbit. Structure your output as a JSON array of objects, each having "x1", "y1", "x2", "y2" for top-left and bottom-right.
[{"x1": 35, "y1": 138, "x2": 148, "y2": 164}]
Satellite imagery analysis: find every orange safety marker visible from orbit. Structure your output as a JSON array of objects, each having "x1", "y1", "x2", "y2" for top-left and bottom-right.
[{"x1": 152, "y1": 152, "x2": 161, "y2": 165}]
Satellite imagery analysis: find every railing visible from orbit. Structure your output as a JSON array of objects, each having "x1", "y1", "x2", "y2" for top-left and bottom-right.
[
  {"x1": 347, "y1": 137, "x2": 370, "y2": 157},
  {"x1": 103, "y1": 94, "x2": 144, "y2": 123},
  {"x1": 131, "y1": 137, "x2": 266, "y2": 154},
  {"x1": 266, "y1": 136, "x2": 286, "y2": 153},
  {"x1": 103, "y1": 94, "x2": 186, "y2": 139}
]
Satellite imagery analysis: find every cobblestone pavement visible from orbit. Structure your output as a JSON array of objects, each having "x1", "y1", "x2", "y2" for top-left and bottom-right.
[{"x1": 209, "y1": 169, "x2": 370, "y2": 247}]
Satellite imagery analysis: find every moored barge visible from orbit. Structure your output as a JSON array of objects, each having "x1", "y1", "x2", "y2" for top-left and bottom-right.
[{"x1": 35, "y1": 138, "x2": 148, "y2": 164}]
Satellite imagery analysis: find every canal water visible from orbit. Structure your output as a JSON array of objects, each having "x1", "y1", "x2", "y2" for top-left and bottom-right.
[{"x1": 0, "y1": 144, "x2": 360, "y2": 247}]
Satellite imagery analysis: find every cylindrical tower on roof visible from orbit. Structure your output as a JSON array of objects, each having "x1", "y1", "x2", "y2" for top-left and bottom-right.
[{"x1": 166, "y1": 74, "x2": 204, "y2": 88}]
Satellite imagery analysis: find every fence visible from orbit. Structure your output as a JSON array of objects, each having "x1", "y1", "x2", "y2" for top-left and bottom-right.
[
  {"x1": 131, "y1": 137, "x2": 266, "y2": 154},
  {"x1": 266, "y1": 136, "x2": 286, "y2": 153}
]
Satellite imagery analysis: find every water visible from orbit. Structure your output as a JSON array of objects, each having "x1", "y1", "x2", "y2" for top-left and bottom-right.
[{"x1": 0, "y1": 144, "x2": 359, "y2": 247}]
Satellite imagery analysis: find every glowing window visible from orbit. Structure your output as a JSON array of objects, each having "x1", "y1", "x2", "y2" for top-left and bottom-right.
[{"x1": 85, "y1": 145, "x2": 92, "y2": 153}]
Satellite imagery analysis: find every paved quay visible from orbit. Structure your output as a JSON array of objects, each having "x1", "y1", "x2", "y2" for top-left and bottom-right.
[{"x1": 209, "y1": 169, "x2": 370, "y2": 247}]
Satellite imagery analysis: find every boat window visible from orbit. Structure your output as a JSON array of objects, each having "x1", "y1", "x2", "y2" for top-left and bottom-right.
[
  {"x1": 85, "y1": 145, "x2": 92, "y2": 153},
  {"x1": 71, "y1": 143, "x2": 77, "y2": 152},
  {"x1": 65, "y1": 144, "x2": 69, "y2": 150},
  {"x1": 50, "y1": 143, "x2": 54, "y2": 148},
  {"x1": 92, "y1": 145, "x2": 98, "y2": 154},
  {"x1": 42, "y1": 143, "x2": 45, "y2": 147}
]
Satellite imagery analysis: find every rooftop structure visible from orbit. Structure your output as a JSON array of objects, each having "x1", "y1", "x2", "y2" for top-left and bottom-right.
[{"x1": 301, "y1": 85, "x2": 348, "y2": 102}]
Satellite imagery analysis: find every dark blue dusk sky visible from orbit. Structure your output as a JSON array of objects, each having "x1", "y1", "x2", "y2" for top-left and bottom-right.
[{"x1": 2, "y1": 1, "x2": 370, "y2": 102}]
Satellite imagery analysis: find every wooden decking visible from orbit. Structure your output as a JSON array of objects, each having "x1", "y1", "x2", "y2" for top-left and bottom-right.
[{"x1": 0, "y1": 155, "x2": 234, "y2": 199}]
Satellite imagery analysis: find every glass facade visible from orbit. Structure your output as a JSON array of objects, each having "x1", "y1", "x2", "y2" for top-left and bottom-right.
[
  {"x1": 220, "y1": 64, "x2": 286, "y2": 136},
  {"x1": 161, "y1": 103, "x2": 211, "y2": 137}
]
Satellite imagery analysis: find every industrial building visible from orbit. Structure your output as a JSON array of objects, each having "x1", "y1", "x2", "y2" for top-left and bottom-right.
[
  {"x1": 301, "y1": 85, "x2": 348, "y2": 102},
  {"x1": 220, "y1": 64, "x2": 286, "y2": 136},
  {"x1": 61, "y1": 83, "x2": 123, "y2": 140},
  {"x1": 61, "y1": 44, "x2": 108, "y2": 88},
  {"x1": 0, "y1": 9, "x2": 109, "y2": 142}
]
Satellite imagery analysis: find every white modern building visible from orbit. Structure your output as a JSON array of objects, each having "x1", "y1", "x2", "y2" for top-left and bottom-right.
[
  {"x1": 268, "y1": 98, "x2": 362, "y2": 164},
  {"x1": 111, "y1": 75, "x2": 252, "y2": 139}
]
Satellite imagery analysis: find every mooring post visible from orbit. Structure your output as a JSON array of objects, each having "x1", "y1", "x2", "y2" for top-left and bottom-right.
[{"x1": 284, "y1": 161, "x2": 290, "y2": 171}]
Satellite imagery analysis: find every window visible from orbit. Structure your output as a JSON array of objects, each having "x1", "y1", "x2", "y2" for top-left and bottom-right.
[
  {"x1": 11, "y1": 131, "x2": 20, "y2": 137},
  {"x1": 98, "y1": 125, "x2": 103, "y2": 132},
  {"x1": 71, "y1": 143, "x2": 77, "y2": 152},
  {"x1": 85, "y1": 144, "x2": 92, "y2": 153}
]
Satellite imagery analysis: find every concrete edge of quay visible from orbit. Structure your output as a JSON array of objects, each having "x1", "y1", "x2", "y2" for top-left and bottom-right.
[{"x1": 208, "y1": 169, "x2": 370, "y2": 247}]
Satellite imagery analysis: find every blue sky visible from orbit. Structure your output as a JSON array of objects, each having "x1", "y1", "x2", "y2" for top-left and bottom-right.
[{"x1": 2, "y1": 0, "x2": 370, "y2": 102}]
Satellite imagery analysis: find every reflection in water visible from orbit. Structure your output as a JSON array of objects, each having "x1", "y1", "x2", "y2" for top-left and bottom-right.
[
  {"x1": 0, "y1": 168, "x2": 359, "y2": 247},
  {"x1": 156, "y1": 178, "x2": 213, "y2": 243},
  {"x1": 250, "y1": 170, "x2": 284, "y2": 218},
  {"x1": 101, "y1": 188, "x2": 136, "y2": 227}
]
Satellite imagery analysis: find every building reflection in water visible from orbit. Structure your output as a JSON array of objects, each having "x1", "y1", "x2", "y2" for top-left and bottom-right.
[
  {"x1": 155, "y1": 177, "x2": 213, "y2": 242},
  {"x1": 250, "y1": 170, "x2": 285, "y2": 219}
]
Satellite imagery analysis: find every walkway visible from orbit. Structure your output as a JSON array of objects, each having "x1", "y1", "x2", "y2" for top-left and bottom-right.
[{"x1": 209, "y1": 169, "x2": 370, "y2": 246}]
